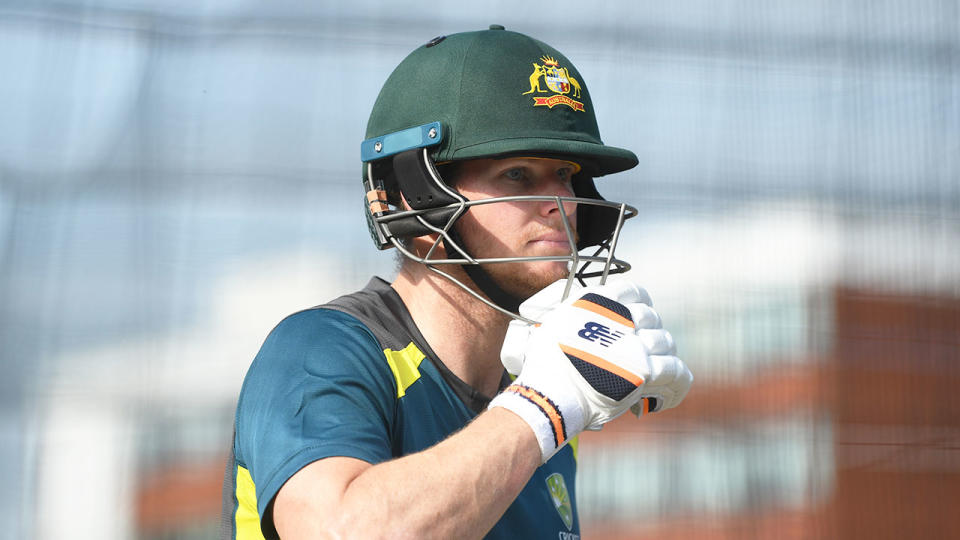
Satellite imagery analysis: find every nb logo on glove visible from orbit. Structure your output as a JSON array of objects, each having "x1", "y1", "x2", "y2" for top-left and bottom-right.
[{"x1": 577, "y1": 322, "x2": 624, "y2": 347}]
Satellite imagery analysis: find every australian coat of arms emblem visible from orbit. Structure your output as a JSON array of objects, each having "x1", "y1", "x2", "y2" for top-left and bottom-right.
[{"x1": 522, "y1": 55, "x2": 585, "y2": 112}]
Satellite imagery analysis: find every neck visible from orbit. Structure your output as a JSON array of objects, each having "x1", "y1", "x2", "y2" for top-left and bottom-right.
[{"x1": 392, "y1": 261, "x2": 511, "y2": 398}]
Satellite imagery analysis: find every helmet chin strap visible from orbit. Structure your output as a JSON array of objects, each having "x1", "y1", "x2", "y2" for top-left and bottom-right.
[{"x1": 443, "y1": 226, "x2": 524, "y2": 314}]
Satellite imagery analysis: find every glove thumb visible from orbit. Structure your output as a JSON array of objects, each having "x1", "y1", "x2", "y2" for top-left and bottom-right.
[{"x1": 501, "y1": 319, "x2": 533, "y2": 376}]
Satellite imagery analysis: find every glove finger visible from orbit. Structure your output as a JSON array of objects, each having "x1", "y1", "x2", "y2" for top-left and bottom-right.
[
  {"x1": 636, "y1": 328, "x2": 676, "y2": 355},
  {"x1": 647, "y1": 355, "x2": 693, "y2": 410},
  {"x1": 500, "y1": 320, "x2": 533, "y2": 376},
  {"x1": 668, "y1": 362, "x2": 694, "y2": 408},
  {"x1": 519, "y1": 279, "x2": 580, "y2": 320},
  {"x1": 581, "y1": 280, "x2": 652, "y2": 307},
  {"x1": 645, "y1": 354, "x2": 681, "y2": 388},
  {"x1": 624, "y1": 303, "x2": 662, "y2": 329}
]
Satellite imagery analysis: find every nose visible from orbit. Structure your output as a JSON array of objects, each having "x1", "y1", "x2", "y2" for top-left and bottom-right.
[{"x1": 540, "y1": 178, "x2": 577, "y2": 221}]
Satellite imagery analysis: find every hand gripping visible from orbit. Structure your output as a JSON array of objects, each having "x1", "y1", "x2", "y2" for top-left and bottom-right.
[{"x1": 490, "y1": 280, "x2": 693, "y2": 462}]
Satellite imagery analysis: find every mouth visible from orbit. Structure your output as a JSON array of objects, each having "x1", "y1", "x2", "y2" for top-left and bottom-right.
[{"x1": 527, "y1": 231, "x2": 576, "y2": 251}]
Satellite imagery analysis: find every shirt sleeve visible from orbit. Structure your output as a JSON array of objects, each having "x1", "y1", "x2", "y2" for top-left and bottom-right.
[{"x1": 235, "y1": 307, "x2": 397, "y2": 520}]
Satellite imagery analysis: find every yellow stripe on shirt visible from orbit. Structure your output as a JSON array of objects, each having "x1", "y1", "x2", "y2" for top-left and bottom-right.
[
  {"x1": 384, "y1": 342, "x2": 426, "y2": 398},
  {"x1": 235, "y1": 465, "x2": 265, "y2": 540}
]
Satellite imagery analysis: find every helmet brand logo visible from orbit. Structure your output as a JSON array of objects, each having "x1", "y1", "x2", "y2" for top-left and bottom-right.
[{"x1": 522, "y1": 56, "x2": 585, "y2": 112}]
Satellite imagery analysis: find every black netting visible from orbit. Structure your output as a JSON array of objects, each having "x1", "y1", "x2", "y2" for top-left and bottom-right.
[
  {"x1": 565, "y1": 353, "x2": 637, "y2": 401},
  {"x1": 579, "y1": 293, "x2": 633, "y2": 323}
]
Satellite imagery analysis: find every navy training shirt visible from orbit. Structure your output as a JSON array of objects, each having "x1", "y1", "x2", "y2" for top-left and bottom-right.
[{"x1": 224, "y1": 277, "x2": 580, "y2": 539}]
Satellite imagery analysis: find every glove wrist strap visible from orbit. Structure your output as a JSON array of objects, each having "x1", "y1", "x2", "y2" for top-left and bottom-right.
[{"x1": 489, "y1": 383, "x2": 575, "y2": 463}]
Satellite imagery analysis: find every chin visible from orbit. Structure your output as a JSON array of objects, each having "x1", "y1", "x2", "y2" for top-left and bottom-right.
[{"x1": 497, "y1": 260, "x2": 570, "y2": 300}]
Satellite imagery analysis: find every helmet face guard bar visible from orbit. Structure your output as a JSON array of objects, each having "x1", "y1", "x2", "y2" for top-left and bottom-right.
[
  {"x1": 386, "y1": 196, "x2": 636, "y2": 323},
  {"x1": 378, "y1": 195, "x2": 635, "y2": 270},
  {"x1": 362, "y1": 125, "x2": 638, "y2": 322}
]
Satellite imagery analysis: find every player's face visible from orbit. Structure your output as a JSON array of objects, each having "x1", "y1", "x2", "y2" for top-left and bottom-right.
[{"x1": 452, "y1": 157, "x2": 579, "y2": 300}]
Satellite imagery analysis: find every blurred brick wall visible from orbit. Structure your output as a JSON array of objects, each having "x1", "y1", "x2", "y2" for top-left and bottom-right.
[
  {"x1": 828, "y1": 288, "x2": 960, "y2": 540},
  {"x1": 584, "y1": 288, "x2": 960, "y2": 540},
  {"x1": 135, "y1": 288, "x2": 960, "y2": 539}
]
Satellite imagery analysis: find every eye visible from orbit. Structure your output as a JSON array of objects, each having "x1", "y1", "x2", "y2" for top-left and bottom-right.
[{"x1": 503, "y1": 168, "x2": 527, "y2": 181}]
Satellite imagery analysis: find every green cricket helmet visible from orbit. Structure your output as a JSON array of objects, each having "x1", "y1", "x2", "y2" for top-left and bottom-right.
[{"x1": 360, "y1": 25, "x2": 639, "y2": 321}]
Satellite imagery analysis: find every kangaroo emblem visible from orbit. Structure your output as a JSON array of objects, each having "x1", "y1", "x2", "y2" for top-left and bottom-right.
[
  {"x1": 523, "y1": 63, "x2": 546, "y2": 95},
  {"x1": 519, "y1": 55, "x2": 586, "y2": 112},
  {"x1": 562, "y1": 68, "x2": 581, "y2": 98}
]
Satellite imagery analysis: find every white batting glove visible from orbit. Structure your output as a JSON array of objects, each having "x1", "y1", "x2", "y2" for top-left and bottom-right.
[
  {"x1": 490, "y1": 279, "x2": 693, "y2": 462},
  {"x1": 501, "y1": 279, "x2": 584, "y2": 375}
]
